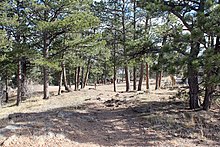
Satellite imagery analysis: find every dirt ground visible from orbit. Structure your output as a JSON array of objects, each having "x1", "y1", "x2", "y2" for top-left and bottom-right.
[{"x1": 0, "y1": 81, "x2": 219, "y2": 147}]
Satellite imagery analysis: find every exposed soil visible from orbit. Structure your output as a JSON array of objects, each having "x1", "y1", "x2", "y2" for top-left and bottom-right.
[{"x1": 0, "y1": 82, "x2": 219, "y2": 147}]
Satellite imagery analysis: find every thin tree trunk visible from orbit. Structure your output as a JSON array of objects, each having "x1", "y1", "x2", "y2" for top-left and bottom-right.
[
  {"x1": 5, "y1": 75, "x2": 9, "y2": 103},
  {"x1": 83, "y1": 60, "x2": 91, "y2": 88},
  {"x1": 67, "y1": 70, "x2": 71, "y2": 88},
  {"x1": 138, "y1": 62, "x2": 144, "y2": 91},
  {"x1": 16, "y1": 60, "x2": 22, "y2": 106},
  {"x1": 43, "y1": 33, "x2": 49, "y2": 99},
  {"x1": 62, "y1": 61, "x2": 72, "y2": 92},
  {"x1": 146, "y1": 63, "x2": 149, "y2": 91},
  {"x1": 133, "y1": 0, "x2": 137, "y2": 91},
  {"x1": 81, "y1": 67, "x2": 84, "y2": 89},
  {"x1": 58, "y1": 70, "x2": 63, "y2": 95},
  {"x1": 155, "y1": 72, "x2": 159, "y2": 90},
  {"x1": 77, "y1": 66, "x2": 81, "y2": 90},
  {"x1": 158, "y1": 71, "x2": 162, "y2": 88},
  {"x1": 113, "y1": 61, "x2": 117, "y2": 92},
  {"x1": 133, "y1": 66, "x2": 136, "y2": 90},
  {"x1": 74, "y1": 67, "x2": 78, "y2": 91}
]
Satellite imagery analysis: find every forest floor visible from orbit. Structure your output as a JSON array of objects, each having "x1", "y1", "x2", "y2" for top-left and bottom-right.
[{"x1": 0, "y1": 80, "x2": 219, "y2": 147}]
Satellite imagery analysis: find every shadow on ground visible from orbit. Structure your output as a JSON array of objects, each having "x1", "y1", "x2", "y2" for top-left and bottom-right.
[{"x1": 0, "y1": 98, "x2": 219, "y2": 146}]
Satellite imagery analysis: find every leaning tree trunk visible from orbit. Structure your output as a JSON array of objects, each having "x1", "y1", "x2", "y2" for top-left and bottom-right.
[
  {"x1": 58, "y1": 70, "x2": 63, "y2": 95},
  {"x1": 61, "y1": 61, "x2": 72, "y2": 92},
  {"x1": 16, "y1": 60, "x2": 22, "y2": 106},
  {"x1": 138, "y1": 62, "x2": 144, "y2": 91}
]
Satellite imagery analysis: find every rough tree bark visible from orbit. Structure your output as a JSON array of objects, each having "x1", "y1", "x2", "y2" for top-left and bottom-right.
[{"x1": 188, "y1": 42, "x2": 200, "y2": 109}]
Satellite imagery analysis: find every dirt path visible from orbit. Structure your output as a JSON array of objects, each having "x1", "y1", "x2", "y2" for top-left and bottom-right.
[{"x1": 0, "y1": 83, "x2": 219, "y2": 147}]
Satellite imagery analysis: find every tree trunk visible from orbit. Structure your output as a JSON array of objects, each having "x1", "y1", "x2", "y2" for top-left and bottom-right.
[
  {"x1": 77, "y1": 66, "x2": 81, "y2": 90},
  {"x1": 58, "y1": 70, "x2": 63, "y2": 95},
  {"x1": 146, "y1": 63, "x2": 149, "y2": 91},
  {"x1": 16, "y1": 60, "x2": 22, "y2": 106},
  {"x1": 74, "y1": 67, "x2": 78, "y2": 91},
  {"x1": 125, "y1": 66, "x2": 130, "y2": 92},
  {"x1": 62, "y1": 61, "x2": 72, "y2": 92},
  {"x1": 81, "y1": 67, "x2": 84, "y2": 89},
  {"x1": 5, "y1": 75, "x2": 9, "y2": 103},
  {"x1": 188, "y1": 42, "x2": 200, "y2": 109},
  {"x1": 133, "y1": 66, "x2": 136, "y2": 90},
  {"x1": 21, "y1": 57, "x2": 27, "y2": 100},
  {"x1": 43, "y1": 34, "x2": 49, "y2": 99},
  {"x1": 158, "y1": 71, "x2": 162, "y2": 88},
  {"x1": 188, "y1": 74, "x2": 200, "y2": 109},
  {"x1": 113, "y1": 61, "x2": 117, "y2": 92},
  {"x1": 67, "y1": 70, "x2": 71, "y2": 88},
  {"x1": 138, "y1": 62, "x2": 144, "y2": 91},
  {"x1": 155, "y1": 72, "x2": 159, "y2": 90},
  {"x1": 133, "y1": 0, "x2": 137, "y2": 91},
  {"x1": 83, "y1": 58, "x2": 91, "y2": 88},
  {"x1": 203, "y1": 86, "x2": 214, "y2": 110}
]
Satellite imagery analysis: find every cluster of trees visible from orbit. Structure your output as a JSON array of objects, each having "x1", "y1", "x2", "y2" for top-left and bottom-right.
[
  {"x1": 0, "y1": 0, "x2": 107, "y2": 105},
  {"x1": 0, "y1": 0, "x2": 219, "y2": 111},
  {"x1": 91, "y1": 0, "x2": 220, "y2": 111}
]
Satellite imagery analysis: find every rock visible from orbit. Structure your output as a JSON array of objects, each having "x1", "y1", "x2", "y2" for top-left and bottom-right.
[
  {"x1": 56, "y1": 133, "x2": 65, "y2": 139},
  {"x1": 96, "y1": 97, "x2": 101, "y2": 101},
  {"x1": 81, "y1": 116, "x2": 96, "y2": 122},
  {"x1": 57, "y1": 111, "x2": 72, "y2": 118},
  {"x1": 57, "y1": 111, "x2": 66, "y2": 118},
  {"x1": 115, "y1": 93, "x2": 120, "y2": 97},
  {"x1": 85, "y1": 98, "x2": 91, "y2": 101},
  {"x1": 5, "y1": 125, "x2": 21, "y2": 130},
  {"x1": 47, "y1": 132, "x2": 55, "y2": 138}
]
